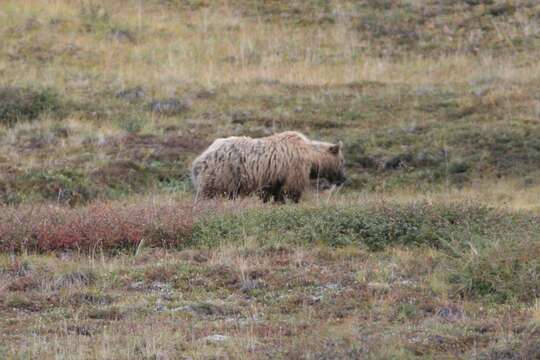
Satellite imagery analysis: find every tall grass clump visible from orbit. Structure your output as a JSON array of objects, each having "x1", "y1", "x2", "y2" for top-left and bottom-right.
[
  {"x1": 79, "y1": 2, "x2": 137, "y2": 42},
  {"x1": 449, "y1": 233, "x2": 540, "y2": 303}
]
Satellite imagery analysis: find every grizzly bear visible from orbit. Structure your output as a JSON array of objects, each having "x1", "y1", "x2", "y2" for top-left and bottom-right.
[{"x1": 191, "y1": 131, "x2": 345, "y2": 203}]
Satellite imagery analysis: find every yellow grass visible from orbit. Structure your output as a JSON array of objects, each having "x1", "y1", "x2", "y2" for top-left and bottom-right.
[{"x1": 2, "y1": 0, "x2": 540, "y2": 93}]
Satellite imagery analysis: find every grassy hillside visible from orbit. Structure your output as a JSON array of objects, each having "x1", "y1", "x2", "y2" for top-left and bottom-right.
[
  {"x1": 1, "y1": 0, "x2": 540, "y2": 358},
  {"x1": 1, "y1": 0, "x2": 540, "y2": 203}
]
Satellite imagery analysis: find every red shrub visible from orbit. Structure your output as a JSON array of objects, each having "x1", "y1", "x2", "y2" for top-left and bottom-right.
[
  {"x1": 0, "y1": 197, "x2": 259, "y2": 253},
  {"x1": 35, "y1": 204, "x2": 144, "y2": 251}
]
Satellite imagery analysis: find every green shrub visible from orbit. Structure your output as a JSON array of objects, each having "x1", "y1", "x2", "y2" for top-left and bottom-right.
[
  {"x1": 190, "y1": 203, "x2": 521, "y2": 250},
  {"x1": 0, "y1": 87, "x2": 62, "y2": 126},
  {"x1": 17, "y1": 170, "x2": 97, "y2": 205},
  {"x1": 115, "y1": 113, "x2": 145, "y2": 134}
]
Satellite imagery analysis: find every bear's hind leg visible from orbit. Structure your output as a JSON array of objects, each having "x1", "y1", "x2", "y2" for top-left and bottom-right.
[
  {"x1": 285, "y1": 190, "x2": 302, "y2": 203},
  {"x1": 270, "y1": 180, "x2": 285, "y2": 204},
  {"x1": 259, "y1": 190, "x2": 272, "y2": 203}
]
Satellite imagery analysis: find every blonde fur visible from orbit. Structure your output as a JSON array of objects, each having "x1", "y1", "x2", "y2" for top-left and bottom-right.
[{"x1": 191, "y1": 131, "x2": 345, "y2": 203}]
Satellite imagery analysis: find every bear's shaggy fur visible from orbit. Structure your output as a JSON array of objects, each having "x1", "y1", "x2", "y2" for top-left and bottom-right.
[{"x1": 191, "y1": 131, "x2": 345, "y2": 203}]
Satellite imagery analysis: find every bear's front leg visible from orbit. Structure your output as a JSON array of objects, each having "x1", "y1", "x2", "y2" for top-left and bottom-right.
[{"x1": 273, "y1": 191, "x2": 286, "y2": 204}]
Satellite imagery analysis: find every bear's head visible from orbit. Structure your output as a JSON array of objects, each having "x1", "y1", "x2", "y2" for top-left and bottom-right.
[{"x1": 310, "y1": 140, "x2": 346, "y2": 186}]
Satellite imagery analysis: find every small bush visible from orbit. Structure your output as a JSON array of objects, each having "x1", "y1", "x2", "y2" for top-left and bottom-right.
[
  {"x1": 0, "y1": 87, "x2": 62, "y2": 126},
  {"x1": 115, "y1": 114, "x2": 145, "y2": 134}
]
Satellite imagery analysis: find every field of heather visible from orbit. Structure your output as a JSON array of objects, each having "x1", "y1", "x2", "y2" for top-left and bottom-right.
[{"x1": 2, "y1": 1, "x2": 540, "y2": 359}]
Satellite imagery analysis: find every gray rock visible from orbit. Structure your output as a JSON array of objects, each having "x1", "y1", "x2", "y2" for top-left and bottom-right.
[
  {"x1": 472, "y1": 84, "x2": 491, "y2": 97},
  {"x1": 116, "y1": 87, "x2": 145, "y2": 102},
  {"x1": 324, "y1": 283, "x2": 340, "y2": 290},
  {"x1": 201, "y1": 334, "x2": 229, "y2": 343},
  {"x1": 384, "y1": 153, "x2": 413, "y2": 170},
  {"x1": 240, "y1": 279, "x2": 259, "y2": 293},
  {"x1": 109, "y1": 29, "x2": 136, "y2": 43},
  {"x1": 128, "y1": 281, "x2": 145, "y2": 291},
  {"x1": 437, "y1": 306, "x2": 465, "y2": 321},
  {"x1": 231, "y1": 111, "x2": 252, "y2": 124},
  {"x1": 171, "y1": 302, "x2": 238, "y2": 317},
  {"x1": 150, "y1": 281, "x2": 172, "y2": 293},
  {"x1": 149, "y1": 98, "x2": 191, "y2": 116},
  {"x1": 415, "y1": 85, "x2": 436, "y2": 96},
  {"x1": 195, "y1": 89, "x2": 216, "y2": 99}
]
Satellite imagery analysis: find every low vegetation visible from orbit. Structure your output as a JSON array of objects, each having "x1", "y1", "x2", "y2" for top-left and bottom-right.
[
  {"x1": 0, "y1": 86, "x2": 62, "y2": 126},
  {"x1": 2, "y1": 198, "x2": 540, "y2": 357}
]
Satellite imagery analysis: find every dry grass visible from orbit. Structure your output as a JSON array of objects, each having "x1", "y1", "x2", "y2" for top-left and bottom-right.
[
  {"x1": 1, "y1": 244, "x2": 539, "y2": 359},
  {"x1": 2, "y1": 0, "x2": 540, "y2": 89}
]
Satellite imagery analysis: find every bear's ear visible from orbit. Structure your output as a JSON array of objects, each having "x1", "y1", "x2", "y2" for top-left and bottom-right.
[{"x1": 329, "y1": 142, "x2": 341, "y2": 155}]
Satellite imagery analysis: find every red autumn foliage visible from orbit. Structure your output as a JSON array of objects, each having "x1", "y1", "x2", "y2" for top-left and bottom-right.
[{"x1": 0, "y1": 197, "x2": 258, "y2": 253}]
